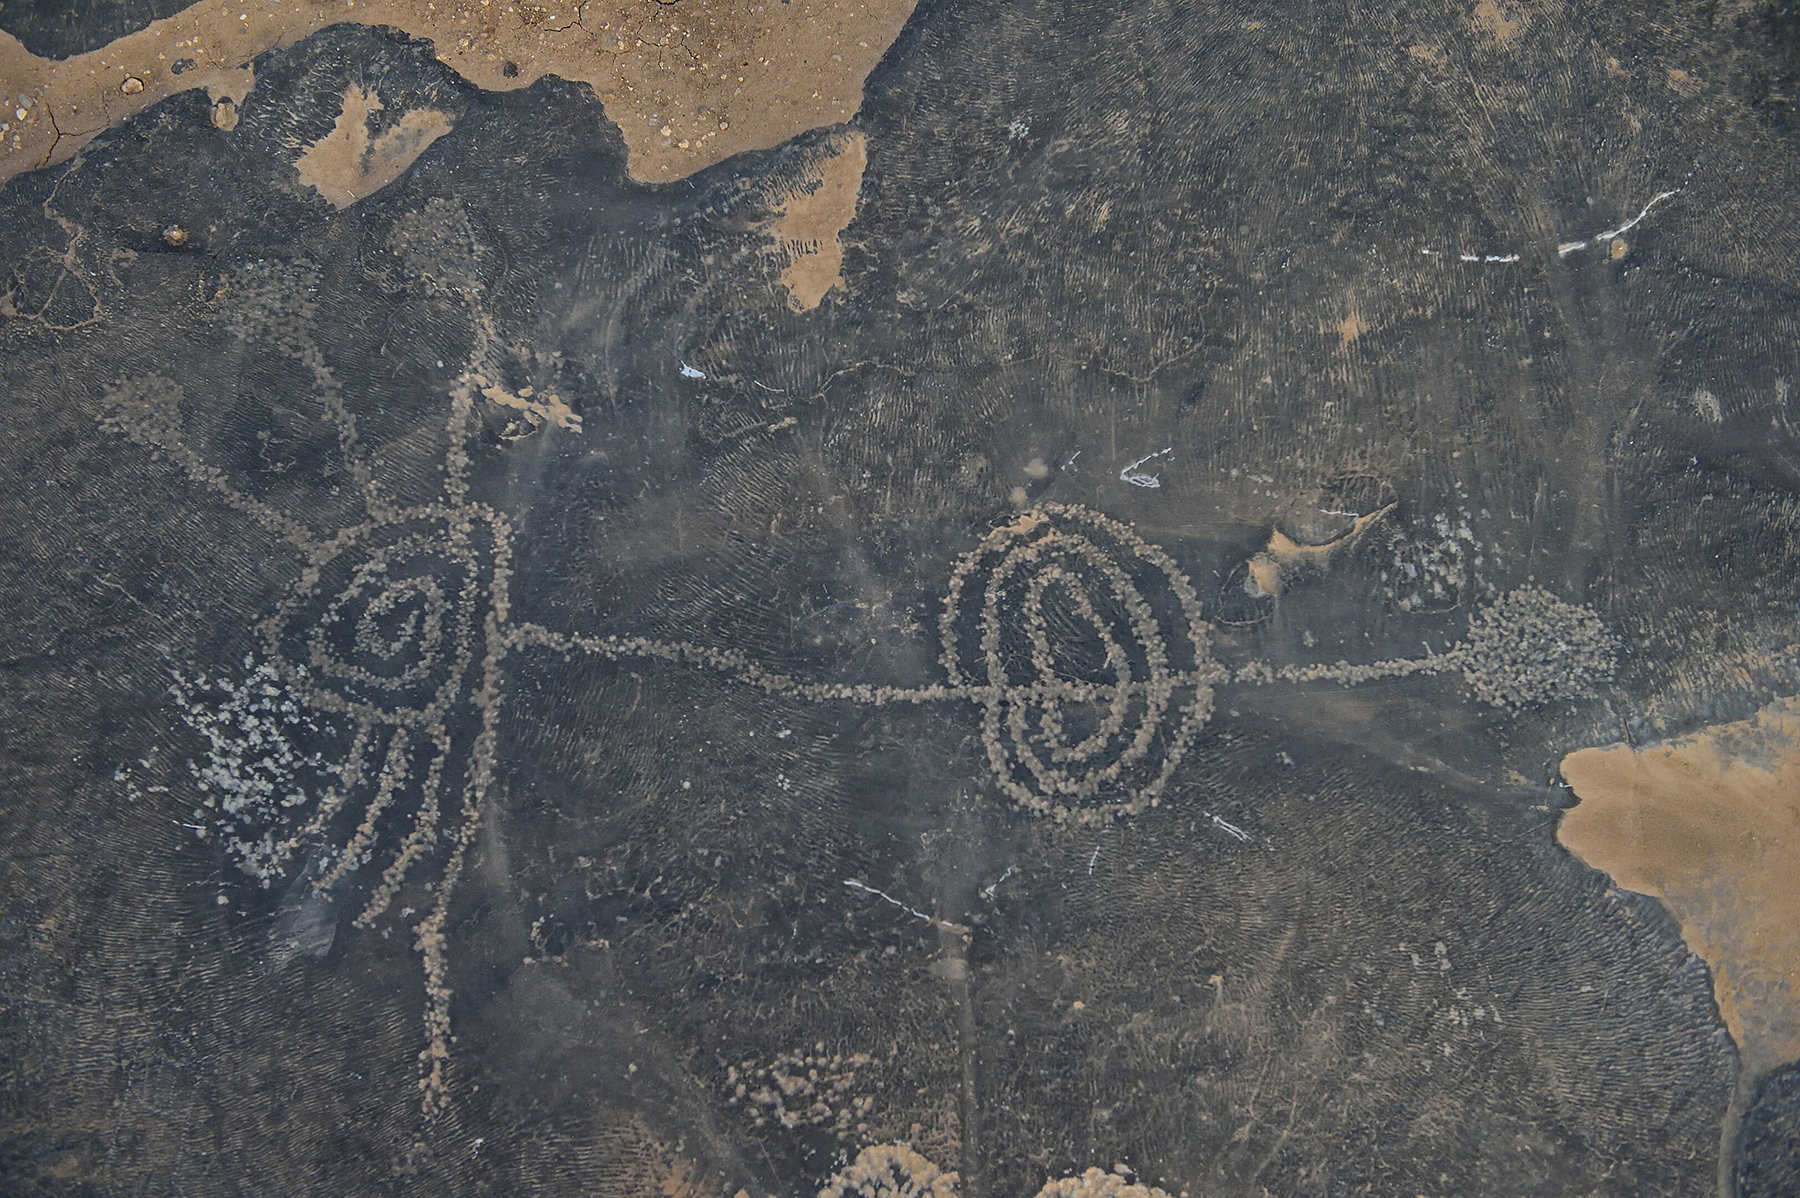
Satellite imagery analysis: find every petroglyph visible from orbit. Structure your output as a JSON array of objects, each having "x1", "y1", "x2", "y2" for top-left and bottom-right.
[
  {"x1": 938, "y1": 505, "x2": 1214, "y2": 821},
  {"x1": 103, "y1": 368, "x2": 515, "y2": 1116},
  {"x1": 1235, "y1": 585, "x2": 1617, "y2": 708},
  {"x1": 99, "y1": 218, "x2": 542, "y2": 1114},
  {"x1": 511, "y1": 503, "x2": 1224, "y2": 826},
  {"x1": 102, "y1": 237, "x2": 1621, "y2": 1107}
]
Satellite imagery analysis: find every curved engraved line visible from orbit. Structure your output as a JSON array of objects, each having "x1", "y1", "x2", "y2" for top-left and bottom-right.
[
  {"x1": 1018, "y1": 540, "x2": 1171, "y2": 712},
  {"x1": 113, "y1": 424, "x2": 321, "y2": 554},
  {"x1": 1021, "y1": 566, "x2": 1132, "y2": 763},
  {"x1": 941, "y1": 503, "x2": 1209, "y2": 674},
  {"x1": 979, "y1": 533, "x2": 1172, "y2": 801},
  {"x1": 264, "y1": 717, "x2": 376, "y2": 880},
  {"x1": 310, "y1": 356, "x2": 392, "y2": 523},
  {"x1": 315, "y1": 557, "x2": 453, "y2": 690},
  {"x1": 102, "y1": 315, "x2": 519, "y2": 1117},
  {"x1": 261, "y1": 510, "x2": 504, "y2": 724},
  {"x1": 932, "y1": 503, "x2": 1214, "y2": 814},
  {"x1": 414, "y1": 620, "x2": 507, "y2": 1117},
  {"x1": 352, "y1": 576, "x2": 437, "y2": 661},
  {"x1": 307, "y1": 537, "x2": 472, "y2": 692},
  {"x1": 316, "y1": 728, "x2": 413, "y2": 891},
  {"x1": 358, "y1": 725, "x2": 453, "y2": 927}
]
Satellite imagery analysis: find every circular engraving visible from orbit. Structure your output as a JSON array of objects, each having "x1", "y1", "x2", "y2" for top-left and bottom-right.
[
  {"x1": 264, "y1": 507, "x2": 499, "y2": 724},
  {"x1": 940, "y1": 503, "x2": 1215, "y2": 823}
]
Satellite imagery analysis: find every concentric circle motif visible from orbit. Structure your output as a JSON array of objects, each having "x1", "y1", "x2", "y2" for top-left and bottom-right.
[
  {"x1": 263, "y1": 507, "x2": 502, "y2": 724},
  {"x1": 939, "y1": 503, "x2": 1215, "y2": 823}
]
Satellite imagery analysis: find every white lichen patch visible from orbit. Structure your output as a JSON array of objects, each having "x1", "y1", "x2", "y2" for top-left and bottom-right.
[
  {"x1": 173, "y1": 658, "x2": 337, "y2": 884},
  {"x1": 1381, "y1": 507, "x2": 1500, "y2": 612},
  {"x1": 1690, "y1": 387, "x2": 1723, "y2": 424}
]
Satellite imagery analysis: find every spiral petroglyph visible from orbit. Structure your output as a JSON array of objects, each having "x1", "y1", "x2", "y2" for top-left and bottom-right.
[
  {"x1": 99, "y1": 244, "x2": 528, "y2": 1117},
  {"x1": 106, "y1": 385, "x2": 510, "y2": 1115},
  {"x1": 266, "y1": 506, "x2": 507, "y2": 722}
]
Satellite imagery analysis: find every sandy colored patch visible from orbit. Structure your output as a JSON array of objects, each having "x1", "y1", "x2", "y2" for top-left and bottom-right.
[
  {"x1": 1241, "y1": 502, "x2": 1394, "y2": 600},
  {"x1": 1559, "y1": 696, "x2": 1800, "y2": 1078},
  {"x1": 0, "y1": 0, "x2": 917, "y2": 189},
  {"x1": 1470, "y1": 0, "x2": 1524, "y2": 46},
  {"x1": 1331, "y1": 309, "x2": 1368, "y2": 347},
  {"x1": 295, "y1": 84, "x2": 452, "y2": 208},
  {"x1": 764, "y1": 130, "x2": 867, "y2": 311},
  {"x1": 477, "y1": 378, "x2": 582, "y2": 435},
  {"x1": 1407, "y1": 43, "x2": 1448, "y2": 70},
  {"x1": 205, "y1": 66, "x2": 255, "y2": 131},
  {"x1": 1666, "y1": 67, "x2": 1704, "y2": 97},
  {"x1": 1245, "y1": 553, "x2": 1283, "y2": 598}
]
